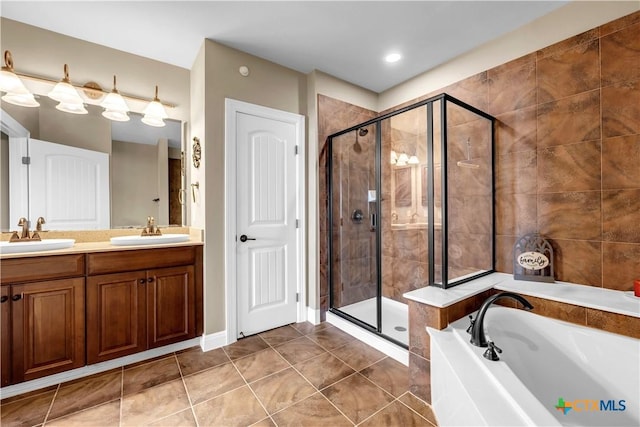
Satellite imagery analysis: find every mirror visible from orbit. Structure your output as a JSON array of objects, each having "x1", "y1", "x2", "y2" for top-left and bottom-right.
[
  {"x1": 393, "y1": 167, "x2": 412, "y2": 207},
  {"x1": 1, "y1": 98, "x2": 184, "y2": 231}
]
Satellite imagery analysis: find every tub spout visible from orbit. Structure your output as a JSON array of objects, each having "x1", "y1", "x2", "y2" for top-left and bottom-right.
[{"x1": 470, "y1": 292, "x2": 533, "y2": 347}]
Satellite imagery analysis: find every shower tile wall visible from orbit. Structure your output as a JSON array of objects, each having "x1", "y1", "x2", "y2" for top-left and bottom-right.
[
  {"x1": 318, "y1": 95, "x2": 377, "y2": 319},
  {"x1": 379, "y1": 10, "x2": 640, "y2": 293}
]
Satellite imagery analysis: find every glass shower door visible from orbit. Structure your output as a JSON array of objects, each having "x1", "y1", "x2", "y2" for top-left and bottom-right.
[{"x1": 328, "y1": 125, "x2": 380, "y2": 332}]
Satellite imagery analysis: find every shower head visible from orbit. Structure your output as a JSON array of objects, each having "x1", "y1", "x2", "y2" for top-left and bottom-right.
[
  {"x1": 457, "y1": 138, "x2": 480, "y2": 169},
  {"x1": 352, "y1": 128, "x2": 368, "y2": 153}
]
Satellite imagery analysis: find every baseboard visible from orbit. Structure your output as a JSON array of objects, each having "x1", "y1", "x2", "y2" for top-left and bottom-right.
[
  {"x1": 307, "y1": 306, "x2": 321, "y2": 325},
  {"x1": 0, "y1": 337, "x2": 200, "y2": 399},
  {"x1": 326, "y1": 312, "x2": 409, "y2": 366},
  {"x1": 200, "y1": 330, "x2": 228, "y2": 351}
]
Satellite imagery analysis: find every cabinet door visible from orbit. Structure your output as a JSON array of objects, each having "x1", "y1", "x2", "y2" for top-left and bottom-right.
[
  {"x1": 87, "y1": 271, "x2": 147, "y2": 364},
  {"x1": 1, "y1": 286, "x2": 11, "y2": 386},
  {"x1": 147, "y1": 265, "x2": 195, "y2": 349},
  {"x1": 11, "y1": 278, "x2": 85, "y2": 383}
]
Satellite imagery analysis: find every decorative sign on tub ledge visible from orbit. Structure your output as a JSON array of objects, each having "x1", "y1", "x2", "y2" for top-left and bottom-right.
[{"x1": 513, "y1": 233, "x2": 554, "y2": 283}]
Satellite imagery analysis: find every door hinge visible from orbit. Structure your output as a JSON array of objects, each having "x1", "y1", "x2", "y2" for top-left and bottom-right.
[
  {"x1": 294, "y1": 145, "x2": 299, "y2": 155},
  {"x1": 295, "y1": 219, "x2": 299, "y2": 228},
  {"x1": 21, "y1": 156, "x2": 30, "y2": 165},
  {"x1": 296, "y1": 293, "x2": 299, "y2": 302}
]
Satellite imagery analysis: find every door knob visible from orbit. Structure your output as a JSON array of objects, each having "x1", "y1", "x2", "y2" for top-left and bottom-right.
[{"x1": 239, "y1": 235, "x2": 256, "y2": 242}]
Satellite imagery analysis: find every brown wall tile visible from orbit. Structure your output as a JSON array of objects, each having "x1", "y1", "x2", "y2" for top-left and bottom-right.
[
  {"x1": 537, "y1": 39, "x2": 600, "y2": 103},
  {"x1": 488, "y1": 61, "x2": 536, "y2": 116},
  {"x1": 408, "y1": 352, "x2": 431, "y2": 403},
  {"x1": 520, "y1": 295, "x2": 587, "y2": 325},
  {"x1": 495, "y1": 150, "x2": 537, "y2": 195},
  {"x1": 602, "y1": 189, "x2": 640, "y2": 243},
  {"x1": 599, "y1": 10, "x2": 640, "y2": 36},
  {"x1": 602, "y1": 242, "x2": 640, "y2": 291},
  {"x1": 496, "y1": 193, "x2": 537, "y2": 236},
  {"x1": 602, "y1": 134, "x2": 640, "y2": 190},
  {"x1": 586, "y1": 308, "x2": 640, "y2": 339},
  {"x1": 537, "y1": 28, "x2": 599, "y2": 59},
  {"x1": 601, "y1": 23, "x2": 640, "y2": 86},
  {"x1": 551, "y1": 239, "x2": 603, "y2": 287},
  {"x1": 602, "y1": 80, "x2": 640, "y2": 138},
  {"x1": 537, "y1": 90, "x2": 600, "y2": 148},
  {"x1": 408, "y1": 301, "x2": 430, "y2": 359},
  {"x1": 537, "y1": 140, "x2": 601, "y2": 193},
  {"x1": 538, "y1": 192, "x2": 601, "y2": 240},
  {"x1": 496, "y1": 235, "x2": 517, "y2": 274},
  {"x1": 495, "y1": 106, "x2": 537, "y2": 155}
]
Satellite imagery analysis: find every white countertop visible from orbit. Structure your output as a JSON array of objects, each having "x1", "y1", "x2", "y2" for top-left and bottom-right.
[{"x1": 404, "y1": 272, "x2": 640, "y2": 319}]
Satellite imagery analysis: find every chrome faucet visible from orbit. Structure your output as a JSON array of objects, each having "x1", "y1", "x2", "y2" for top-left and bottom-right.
[{"x1": 469, "y1": 292, "x2": 533, "y2": 348}]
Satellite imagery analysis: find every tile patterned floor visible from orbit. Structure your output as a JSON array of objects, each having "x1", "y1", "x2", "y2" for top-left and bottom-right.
[{"x1": 1, "y1": 322, "x2": 439, "y2": 426}]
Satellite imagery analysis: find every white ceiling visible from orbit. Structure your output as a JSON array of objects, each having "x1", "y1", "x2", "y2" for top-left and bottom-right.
[{"x1": 2, "y1": 1, "x2": 568, "y2": 93}]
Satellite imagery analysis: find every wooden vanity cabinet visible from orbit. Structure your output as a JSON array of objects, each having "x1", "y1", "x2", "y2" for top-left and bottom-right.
[
  {"x1": 86, "y1": 246, "x2": 199, "y2": 364},
  {"x1": 0, "y1": 255, "x2": 85, "y2": 385}
]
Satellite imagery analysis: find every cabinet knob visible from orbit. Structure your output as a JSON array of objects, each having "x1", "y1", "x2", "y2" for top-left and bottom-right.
[
  {"x1": 147, "y1": 277, "x2": 155, "y2": 283},
  {"x1": 0, "y1": 296, "x2": 8, "y2": 303},
  {"x1": 11, "y1": 294, "x2": 22, "y2": 301},
  {"x1": 139, "y1": 279, "x2": 146, "y2": 284}
]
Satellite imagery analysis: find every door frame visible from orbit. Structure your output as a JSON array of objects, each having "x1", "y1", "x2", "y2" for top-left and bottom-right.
[{"x1": 224, "y1": 99, "x2": 306, "y2": 344}]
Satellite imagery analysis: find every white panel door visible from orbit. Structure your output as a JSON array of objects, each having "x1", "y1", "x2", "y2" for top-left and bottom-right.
[
  {"x1": 28, "y1": 139, "x2": 110, "y2": 229},
  {"x1": 236, "y1": 112, "x2": 298, "y2": 337}
]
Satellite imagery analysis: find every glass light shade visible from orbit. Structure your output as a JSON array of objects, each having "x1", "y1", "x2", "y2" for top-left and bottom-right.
[
  {"x1": 390, "y1": 150, "x2": 398, "y2": 164},
  {"x1": 408, "y1": 155, "x2": 420, "y2": 165},
  {"x1": 0, "y1": 69, "x2": 30, "y2": 94},
  {"x1": 55, "y1": 102, "x2": 88, "y2": 115},
  {"x1": 397, "y1": 153, "x2": 409, "y2": 163},
  {"x1": 101, "y1": 91, "x2": 129, "y2": 113},
  {"x1": 102, "y1": 109, "x2": 130, "y2": 122},
  {"x1": 2, "y1": 92, "x2": 40, "y2": 107},
  {"x1": 142, "y1": 99, "x2": 168, "y2": 127},
  {"x1": 49, "y1": 81, "x2": 83, "y2": 104}
]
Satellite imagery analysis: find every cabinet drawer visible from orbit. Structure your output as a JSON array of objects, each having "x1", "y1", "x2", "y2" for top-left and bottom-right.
[
  {"x1": 88, "y1": 246, "x2": 196, "y2": 275},
  {"x1": 0, "y1": 254, "x2": 85, "y2": 284}
]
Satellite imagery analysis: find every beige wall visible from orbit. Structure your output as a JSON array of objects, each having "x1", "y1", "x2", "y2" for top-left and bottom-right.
[
  {"x1": 379, "y1": 1, "x2": 640, "y2": 110},
  {"x1": 193, "y1": 39, "x2": 308, "y2": 334},
  {"x1": 111, "y1": 140, "x2": 159, "y2": 226}
]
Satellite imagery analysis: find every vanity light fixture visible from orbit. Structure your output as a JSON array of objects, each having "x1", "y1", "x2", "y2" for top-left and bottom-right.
[
  {"x1": 396, "y1": 152, "x2": 409, "y2": 166},
  {"x1": 408, "y1": 155, "x2": 420, "y2": 165},
  {"x1": 0, "y1": 50, "x2": 39, "y2": 107},
  {"x1": 390, "y1": 150, "x2": 398, "y2": 165},
  {"x1": 101, "y1": 75, "x2": 130, "y2": 122},
  {"x1": 141, "y1": 85, "x2": 168, "y2": 127},
  {"x1": 1, "y1": 50, "x2": 176, "y2": 126}
]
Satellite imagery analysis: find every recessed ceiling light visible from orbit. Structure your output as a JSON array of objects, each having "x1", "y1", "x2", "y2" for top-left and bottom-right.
[{"x1": 384, "y1": 53, "x2": 402, "y2": 63}]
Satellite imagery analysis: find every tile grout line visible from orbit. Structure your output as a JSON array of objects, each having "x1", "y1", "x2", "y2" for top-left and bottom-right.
[
  {"x1": 174, "y1": 352, "x2": 201, "y2": 427},
  {"x1": 228, "y1": 351, "x2": 273, "y2": 424},
  {"x1": 40, "y1": 383, "x2": 60, "y2": 426},
  {"x1": 395, "y1": 391, "x2": 438, "y2": 426}
]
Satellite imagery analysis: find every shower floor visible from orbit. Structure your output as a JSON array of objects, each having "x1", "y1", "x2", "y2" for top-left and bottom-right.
[{"x1": 338, "y1": 297, "x2": 408, "y2": 345}]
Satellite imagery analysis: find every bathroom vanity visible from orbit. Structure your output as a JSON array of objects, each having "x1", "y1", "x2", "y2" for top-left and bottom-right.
[{"x1": 0, "y1": 242, "x2": 203, "y2": 386}]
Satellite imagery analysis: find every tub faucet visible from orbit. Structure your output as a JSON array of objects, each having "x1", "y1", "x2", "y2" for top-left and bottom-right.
[{"x1": 470, "y1": 292, "x2": 533, "y2": 348}]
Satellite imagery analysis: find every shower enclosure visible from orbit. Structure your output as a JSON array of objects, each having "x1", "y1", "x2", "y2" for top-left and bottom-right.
[{"x1": 327, "y1": 93, "x2": 495, "y2": 347}]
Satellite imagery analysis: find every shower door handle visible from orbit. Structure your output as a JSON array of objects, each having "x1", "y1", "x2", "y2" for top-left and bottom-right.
[{"x1": 370, "y1": 213, "x2": 376, "y2": 231}]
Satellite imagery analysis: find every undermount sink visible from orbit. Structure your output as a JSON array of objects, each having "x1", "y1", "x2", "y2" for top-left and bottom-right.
[
  {"x1": 0, "y1": 238, "x2": 76, "y2": 254},
  {"x1": 110, "y1": 234, "x2": 190, "y2": 246}
]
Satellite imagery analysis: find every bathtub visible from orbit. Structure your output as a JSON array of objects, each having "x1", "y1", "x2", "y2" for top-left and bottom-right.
[{"x1": 428, "y1": 306, "x2": 639, "y2": 426}]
